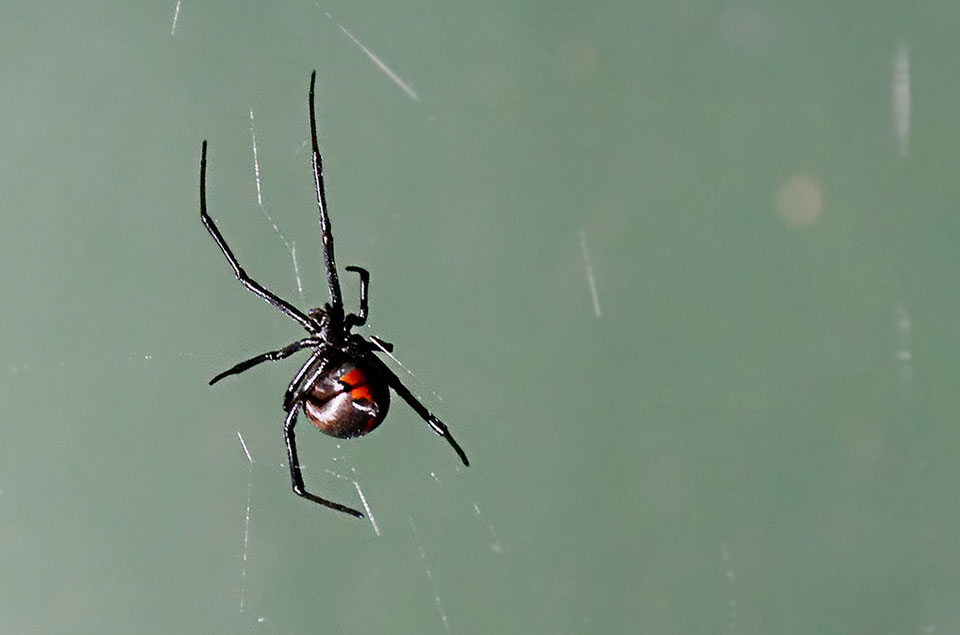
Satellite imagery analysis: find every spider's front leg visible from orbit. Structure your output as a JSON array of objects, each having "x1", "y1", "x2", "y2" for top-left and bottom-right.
[{"x1": 200, "y1": 141, "x2": 315, "y2": 331}]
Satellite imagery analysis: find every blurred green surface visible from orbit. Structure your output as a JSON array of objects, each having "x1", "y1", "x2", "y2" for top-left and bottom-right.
[{"x1": 2, "y1": 1, "x2": 960, "y2": 633}]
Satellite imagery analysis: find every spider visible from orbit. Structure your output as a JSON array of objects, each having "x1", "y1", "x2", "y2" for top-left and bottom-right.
[{"x1": 199, "y1": 70, "x2": 468, "y2": 518}]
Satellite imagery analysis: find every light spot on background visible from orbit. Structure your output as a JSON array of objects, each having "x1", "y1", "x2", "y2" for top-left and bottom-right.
[
  {"x1": 775, "y1": 173, "x2": 824, "y2": 228},
  {"x1": 892, "y1": 44, "x2": 911, "y2": 157}
]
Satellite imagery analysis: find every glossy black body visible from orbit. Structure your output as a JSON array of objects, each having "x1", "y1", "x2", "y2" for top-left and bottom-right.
[
  {"x1": 302, "y1": 357, "x2": 391, "y2": 438},
  {"x1": 199, "y1": 71, "x2": 468, "y2": 518}
]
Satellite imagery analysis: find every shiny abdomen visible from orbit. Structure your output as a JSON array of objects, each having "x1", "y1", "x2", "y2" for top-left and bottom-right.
[{"x1": 302, "y1": 360, "x2": 390, "y2": 438}]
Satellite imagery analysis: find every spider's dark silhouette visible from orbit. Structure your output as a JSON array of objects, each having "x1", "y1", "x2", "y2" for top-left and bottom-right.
[{"x1": 199, "y1": 71, "x2": 468, "y2": 518}]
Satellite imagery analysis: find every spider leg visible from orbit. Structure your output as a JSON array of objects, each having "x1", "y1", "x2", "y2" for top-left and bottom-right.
[
  {"x1": 284, "y1": 405, "x2": 363, "y2": 518},
  {"x1": 308, "y1": 71, "x2": 344, "y2": 314},
  {"x1": 285, "y1": 350, "x2": 338, "y2": 412},
  {"x1": 209, "y1": 337, "x2": 321, "y2": 386},
  {"x1": 343, "y1": 265, "x2": 370, "y2": 329},
  {"x1": 369, "y1": 335, "x2": 394, "y2": 353},
  {"x1": 200, "y1": 141, "x2": 316, "y2": 331},
  {"x1": 367, "y1": 355, "x2": 469, "y2": 466},
  {"x1": 284, "y1": 350, "x2": 324, "y2": 411}
]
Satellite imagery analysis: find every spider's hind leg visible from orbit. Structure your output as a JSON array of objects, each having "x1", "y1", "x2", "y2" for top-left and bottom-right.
[
  {"x1": 283, "y1": 406, "x2": 363, "y2": 518},
  {"x1": 284, "y1": 351, "x2": 324, "y2": 411},
  {"x1": 366, "y1": 354, "x2": 469, "y2": 467},
  {"x1": 369, "y1": 335, "x2": 394, "y2": 353}
]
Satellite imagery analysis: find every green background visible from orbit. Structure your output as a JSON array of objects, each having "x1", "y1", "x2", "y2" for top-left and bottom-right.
[{"x1": 2, "y1": 1, "x2": 959, "y2": 633}]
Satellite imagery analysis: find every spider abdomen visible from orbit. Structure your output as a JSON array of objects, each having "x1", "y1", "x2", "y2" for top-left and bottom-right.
[{"x1": 303, "y1": 360, "x2": 390, "y2": 438}]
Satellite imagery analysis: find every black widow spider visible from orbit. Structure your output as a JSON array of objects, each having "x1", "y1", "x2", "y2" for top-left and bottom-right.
[{"x1": 199, "y1": 71, "x2": 468, "y2": 518}]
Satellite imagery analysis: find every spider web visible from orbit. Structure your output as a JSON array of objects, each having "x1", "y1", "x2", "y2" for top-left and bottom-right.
[
  {"x1": 8, "y1": 1, "x2": 946, "y2": 633},
  {"x1": 0, "y1": 5, "x2": 503, "y2": 632},
  {"x1": 190, "y1": 10, "x2": 501, "y2": 632}
]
